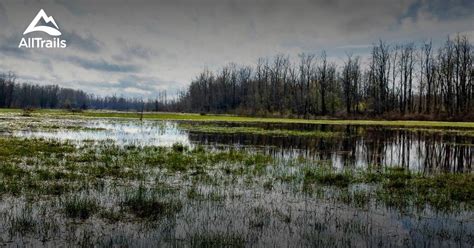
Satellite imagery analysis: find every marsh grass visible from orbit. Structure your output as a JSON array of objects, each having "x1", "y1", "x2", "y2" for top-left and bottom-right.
[
  {"x1": 303, "y1": 165, "x2": 353, "y2": 188},
  {"x1": 0, "y1": 117, "x2": 473, "y2": 246},
  {"x1": 8, "y1": 206, "x2": 37, "y2": 236},
  {"x1": 179, "y1": 123, "x2": 341, "y2": 138},
  {"x1": 99, "y1": 208, "x2": 123, "y2": 222},
  {"x1": 121, "y1": 185, "x2": 182, "y2": 220},
  {"x1": 63, "y1": 196, "x2": 99, "y2": 219},
  {"x1": 21, "y1": 108, "x2": 33, "y2": 117},
  {"x1": 187, "y1": 186, "x2": 205, "y2": 200},
  {"x1": 1, "y1": 135, "x2": 472, "y2": 214},
  {"x1": 190, "y1": 232, "x2": 245, "y2": 248},
  {"x1": 300, "y1": 166, "x2": 474, "y2": 211},
  {"x1": 0, "y1": 137, "x2": 74, "y2": 158},
  {"x1": 375, "y1": 169, "x2": 474, "y2": 211}
]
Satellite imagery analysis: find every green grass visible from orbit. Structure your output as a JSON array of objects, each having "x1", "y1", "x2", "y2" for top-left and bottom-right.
[
  {"x1": 0, "y1": 137, "x2": 74, "y2": 158},
  {"x1": 377, "y1": 168, "x2": 474, "y2": 211},
  {"x1": 0, "y1": 108, "x2": 22, "y2": 113},
  {"x1": 1, "y1": 108, "x2": 474, "y2": 128},
  {"x1": 0, "y1": 136, "x2": 274, "y2": 198},
  {"x1": 303, "y1": 166, "x2": 353, "y2": 188},
  {"x1": 301, "y1": 166, "x2": 474, "y2": 211},
  {"x1": 179, "y1": 123, "x2": 341, "y2": 137}
]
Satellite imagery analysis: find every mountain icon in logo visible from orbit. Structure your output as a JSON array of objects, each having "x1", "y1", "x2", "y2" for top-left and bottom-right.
[{"x1": 23, "y1": 9, "x2": 61, "y2": 36}]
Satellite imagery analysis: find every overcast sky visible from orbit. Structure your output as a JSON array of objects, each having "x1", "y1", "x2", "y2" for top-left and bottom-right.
[{"x1": 0, "y1": 0, "x2": 473, "y2": 98}]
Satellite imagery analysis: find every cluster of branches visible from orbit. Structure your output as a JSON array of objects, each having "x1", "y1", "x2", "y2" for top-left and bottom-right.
[
  {"x1": 179, "y1": 35, "x2": 473, "y2": 119},
  {"x1": 0, "y1": 73, "x2": 177, "y2": 111}
]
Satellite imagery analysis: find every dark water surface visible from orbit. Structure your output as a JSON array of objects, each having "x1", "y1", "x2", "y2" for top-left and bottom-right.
[
  {"x1": 187, "y1": 122, "x2": 473, "y2": 173},
  {"x1": 15, "y1": 119, "x2": 472, "y2": 173}
]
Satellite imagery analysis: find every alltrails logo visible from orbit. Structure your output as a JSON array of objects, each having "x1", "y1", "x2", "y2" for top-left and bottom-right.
[{"x1": 18, "y1": 9, "x2": 67, "y2": 48}]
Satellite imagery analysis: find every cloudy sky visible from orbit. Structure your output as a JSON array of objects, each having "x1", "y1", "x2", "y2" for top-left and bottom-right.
[{"x1": 0, "y1": 0, "x2": 473, "y2": 98}]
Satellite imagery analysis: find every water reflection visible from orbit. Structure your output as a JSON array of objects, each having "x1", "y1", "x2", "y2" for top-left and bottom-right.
[
  {"x1": 12, "y1": 120, "x2": 474, "y2": 173},
  {"x1": 14, "y1": 121, "x2": 190, "y2": 147},
  {"x1": 190, "y1": 126, "x2": 473, "y2": 173}
]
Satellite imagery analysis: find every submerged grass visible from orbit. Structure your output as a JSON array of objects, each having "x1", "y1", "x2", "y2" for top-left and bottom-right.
[
  {"x1": 301, "y1": 166, "x2": 474, "y2": 211},
  {"x1": 8, "y1": 206, "x2": 37, "y2": 236},
  {"x1": 121, "y1": 185, "x2": 182, "y2": 220},
  {"x1": 377, "y1": 169, "x2": 474, "y2": 211},
  {"x1": 0, "y1": 133, "x2": 472, "y2": 213},
  {"x1": 0, "y1": 135, "x2": 274, "y2": 199},
  {"x1": 303, "y1": 166, "x2": 354, "y2": 188},
  {"x1": 63, "y1": 196, "x2": 99, "y2": 219}
]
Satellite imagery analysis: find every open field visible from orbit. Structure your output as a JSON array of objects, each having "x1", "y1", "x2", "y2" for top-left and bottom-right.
[
  {"x1": 2, "y1": 108, "x2": 474, "y2": 128},
  {"x1": 0, "y1": 110, "x2": 473, "y2": 247}
]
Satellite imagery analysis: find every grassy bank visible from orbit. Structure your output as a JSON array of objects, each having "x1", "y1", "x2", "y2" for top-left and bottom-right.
[{"x1": 1, "y1": 108, "x2": 474, "y2": 128}]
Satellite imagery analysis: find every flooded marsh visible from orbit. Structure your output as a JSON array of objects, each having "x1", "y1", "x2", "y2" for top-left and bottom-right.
[{"x1": 0, "y1": 113, "x2": 473, "y2": 247}]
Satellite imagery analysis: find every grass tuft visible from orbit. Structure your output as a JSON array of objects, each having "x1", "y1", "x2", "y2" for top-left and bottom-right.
[
  {"x1": 122, "y1": 185, "x2": 182, "y2": 220},
  {"x1": 9, "y1": 207, "x2": 37, "y2": 236},
  {"x1": 63, "y1": 196, "x2": 99, "y2": 219},
  {"x1": 303, "y1": 166, "x2": 353, "y2": 188}
]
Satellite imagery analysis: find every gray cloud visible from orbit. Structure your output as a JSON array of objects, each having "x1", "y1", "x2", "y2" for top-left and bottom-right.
[
  {"x1": 0, "y1": 3, "x2": 7, "y2": 26},
  {"x1": 422, "y1": 0, "x2": 473, "y2": 20},
  {"x1": 0, "y1": 34, "x2": 31, "y2": 59},
  {"x1": 61, "y1": 31, "x2": 102, "y2": 53},
  {"x1": 116, "y1": 75, "x2": 182, "y2": 93},
  {"x1": 66, "y1": 56, "x2": 140, "y2": 73},
  {"x1": 112, "y1": 39, "x2": 156, "y2": 61},
  {"x1": 399, "y1": 0, "x2": 474, "y2": 23},
  {"x1": 0, "y1": 0, "x2": 472, "y2": 98},
  {"x1": 62, "y1": 75, "x2": 182, "y2": 98},
  {"x1": 116, "y1": 75, "x2": 158, "y2": 92},
  {"x1": 54, "y1": 0, "x2": 88, "y2": 16}
]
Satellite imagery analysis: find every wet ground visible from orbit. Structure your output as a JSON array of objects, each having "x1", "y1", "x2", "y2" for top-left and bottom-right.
[{"x1": 0, "y1": 115, "x2": 473, "y2": 247}]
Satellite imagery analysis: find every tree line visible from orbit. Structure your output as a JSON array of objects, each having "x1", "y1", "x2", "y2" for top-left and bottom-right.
[
  {"x1": 0, "y1": 72, "x2": 177, "y2": 111},
  {"x1": 179, "y1": 35, "x2": 473, "y2": 120},
  {"x1": 1, "y1": 35, "x2": 472, "y2": 120}
]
